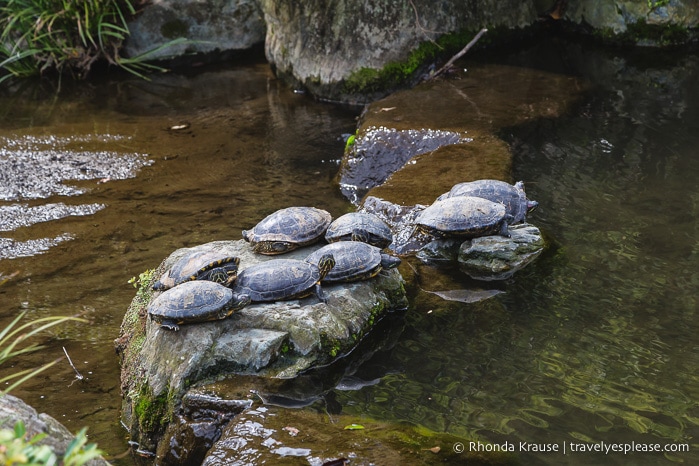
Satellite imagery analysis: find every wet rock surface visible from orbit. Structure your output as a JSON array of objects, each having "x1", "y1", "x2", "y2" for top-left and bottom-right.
[
  {"x1": 457, "y1": 224, "x2": 545, "y2": 281},
  {"x1": 339, "y1": 126, "x2": 471, "y2": 203},
  {"x1": 193, "y1": 385, "x2": 519, "y2": 466},
  {"x1": 116, "y1": 239, "x2": 407, "y2": 454}
]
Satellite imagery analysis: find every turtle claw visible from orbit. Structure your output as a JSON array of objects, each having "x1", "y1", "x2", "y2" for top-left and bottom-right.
[{"x1": 159, "y1": 321, "x2": 180, "y2": 331}]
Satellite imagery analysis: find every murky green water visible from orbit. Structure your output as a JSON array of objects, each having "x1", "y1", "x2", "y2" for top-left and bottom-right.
[{"x1": 1, "y1": 42, "x2": 698, "y2": 465}]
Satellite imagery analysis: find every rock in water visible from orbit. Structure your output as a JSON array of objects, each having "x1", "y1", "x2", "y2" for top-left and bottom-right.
[{"x1": 457, "y1": 224, "x2": 545, "y2": 280}]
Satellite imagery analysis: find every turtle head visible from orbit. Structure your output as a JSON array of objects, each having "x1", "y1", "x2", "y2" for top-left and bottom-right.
[
  {"x1": 231, "y1": 293, "x2": 252, "y2": 311},
  {"x1": 351, "y1": 230, "x2": 370, "y2": 244},
  {"x1": 218, "y1": 293, "x2": 251, "y2": 319},
  {"x1": 380, "y1": 253, "x2": 401, "y2": 270},
  {"x1": 253, "y1": 241, "x2": 292, "y2": 255},
  {"x1": 222, "y1": 268, "x2": 238, "y2": 287},
  {"x1": 515, "y1": 181, "x2": 539, "y2": 214},
  {"x1": 527, "y1": 199, "x2": 539, "y2": 213},
  {"x1": 207, "y1": 266, "x2": 238, "y2": 287},
  {"x1": 317, "y1": 253, "x2": 336, "y2": 281}
]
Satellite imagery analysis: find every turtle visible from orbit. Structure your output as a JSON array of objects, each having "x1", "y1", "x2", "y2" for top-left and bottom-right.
[
  {"x1": 148, "y1": 280, "x2": 251, "y2": 331},
  {"x1": 242, "y1": 206, "x2": 332, "y2": 255},
  {"x1": 415, "y1": 196, "x2": 511, "y2": 239},
  {"x1": 437, "y1": 179, "x2": 538, "y2": 224},
  {"x1": 305, "y1": 242, "x2": 401, "y2": 283},
  {"x1": 233, "y1": 253, "x2": 335, "y2": 303},
  {"x1": 152, "y1": 250, "x2": 240, "y2": 291},
  {"x1": 324, "y1": 212, "x2": 393, "y2": 249}
]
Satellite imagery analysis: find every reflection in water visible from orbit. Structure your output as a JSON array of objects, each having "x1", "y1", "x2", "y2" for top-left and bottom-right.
[
  {"x1": 333, "y1": 46, "x2": 699, "y2": 464},
  {"x1": 0, "y1": 44, "x2": 698, "y2": 465}
]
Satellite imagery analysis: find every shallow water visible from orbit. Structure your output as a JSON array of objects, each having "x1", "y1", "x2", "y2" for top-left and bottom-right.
[{"x1": 1, "y1": 41, "x2": 698, "y2": 465}]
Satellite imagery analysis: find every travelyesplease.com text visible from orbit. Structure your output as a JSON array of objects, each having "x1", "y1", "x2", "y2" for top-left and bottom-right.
[{"x1": 456, "y1": 440, "x2": 690, "y2": 455}]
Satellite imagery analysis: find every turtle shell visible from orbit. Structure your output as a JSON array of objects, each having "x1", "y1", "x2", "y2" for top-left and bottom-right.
[
  {"x1": 153, "y1": 250, "x2": 240, "y2": 291},
  {"x1": 324, "y1": 212, "x2": 393, "y2": 248},
  {"x1": 242, "y1": 206, "x2": 332, "y2": 255},
  {"x1": 306, "y1": 242, "x2": 400, "y2": 283},
  {"x1": 234, "y1": 255, "x2": 335, "y2": 302},
  {"x1": 437, "y1": 179, "x2": 537, "y2": 224},
  {"x1": 416, "y1": 196, "x2": 510, "y2": 238},
  {"x1": 148, "y1": 281, "x2": 251, "y2": 331}
]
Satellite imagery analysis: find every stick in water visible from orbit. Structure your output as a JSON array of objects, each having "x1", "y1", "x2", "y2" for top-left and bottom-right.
[
  {"x1": 63, "y1": 346, "x2": 84, "y2": 383},
  {"x1": 428, "y1": 28, "x2": 488, "y2": 80}
]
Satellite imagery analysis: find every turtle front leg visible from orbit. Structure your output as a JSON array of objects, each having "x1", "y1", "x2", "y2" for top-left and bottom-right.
[
  {"x1": 498, "y1": 220, "x2": 511, "y2": 238},
  {"x1": 315, "y1": 283, "x2": 328, "y2": 304}
]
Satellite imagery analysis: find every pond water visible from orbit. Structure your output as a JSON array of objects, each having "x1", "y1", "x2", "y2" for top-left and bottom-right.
[{"x1": 0, "y1": 39, "x2": 698, "y2": 465}]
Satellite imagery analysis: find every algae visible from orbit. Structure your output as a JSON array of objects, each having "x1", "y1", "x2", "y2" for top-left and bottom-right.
[
  {"x1": 133, "y1": 383, "x2": 173, "y2": 433},
  {"x1": 341, "y1": 28, "x2": 483, "y2": 95}
]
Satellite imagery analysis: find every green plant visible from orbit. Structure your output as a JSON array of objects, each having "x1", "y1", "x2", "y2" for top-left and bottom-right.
[
  {"x1": 128, "y1": 268, "x2": 155, "y2": 304},
  {"x1": 344, "y1": 133, "x2": 356, "y2": 152},
  {"x1": 0, "y1": 0, "x2": 186, "y2": 83},
  {"x1": 648, "y1": 0, "x2": 670, "y2": 11},
  {"x1": 0, "y1": 312, "x2": 84, "y2": 395},
  {"x1": 0, "y1": 420, "x2": 103, "y2": 466},
  {"x1": 128, "y1": 268, "x2": 155, "y2": 289}
]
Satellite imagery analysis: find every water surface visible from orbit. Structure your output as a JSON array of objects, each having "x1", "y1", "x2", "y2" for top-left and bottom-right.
[{"x1": 1, "y1": 42, "x2": 698, "y2": 465}]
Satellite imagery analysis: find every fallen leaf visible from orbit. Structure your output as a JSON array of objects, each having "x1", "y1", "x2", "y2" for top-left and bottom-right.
[
  {"x1": 343, "y1": 423, "x2": 365, "y2": 430},
  {"x1": 0, "y1": 270, "x2": 19, "y2": 287}
]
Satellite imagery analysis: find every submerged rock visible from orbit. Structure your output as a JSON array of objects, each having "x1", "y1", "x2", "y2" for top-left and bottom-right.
[
  {"x1": 458, "y1": 224, "x2": 545, "y2": 280},
  {"x1": 116, "y1": 239, "x2": 407, "y2": 453}
]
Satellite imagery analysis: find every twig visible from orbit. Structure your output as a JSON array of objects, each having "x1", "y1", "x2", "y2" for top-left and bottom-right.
[
  {"x1": 408, "y1": 0, "x2": 441, "y2": 44},
  {"x1": 427, "y1": 28, "x2": 488, "y2": 81},
  {"x1": 63, "y1": 346, "x2": 85, "y2": 384}
]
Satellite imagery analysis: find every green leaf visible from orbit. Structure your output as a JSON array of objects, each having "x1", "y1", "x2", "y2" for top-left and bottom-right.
[
  {"x1": 343, "y1": 423, "x2": 365, "y2": 430},
  {"x1": 14, "y1": 420, "x2": 26, "y2": 437}
]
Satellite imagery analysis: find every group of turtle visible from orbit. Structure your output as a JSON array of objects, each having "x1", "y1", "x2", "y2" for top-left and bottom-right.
[
  {"x1": 147, "y1": 207, "x2": 401, "y2": 331},
  {"x1": 414, "y1": 179, "x2": 538, "y2": 240},
  {"x1": 147, "y1": 179, "x2": 538, "y2": 331}
]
